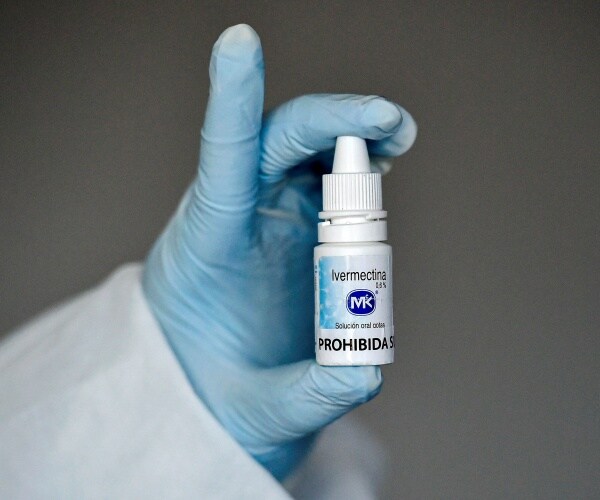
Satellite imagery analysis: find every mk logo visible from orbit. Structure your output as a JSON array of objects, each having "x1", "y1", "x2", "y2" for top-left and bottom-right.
[{"x1": 346, "y1": 289, "x2": 376, "y2": 316}]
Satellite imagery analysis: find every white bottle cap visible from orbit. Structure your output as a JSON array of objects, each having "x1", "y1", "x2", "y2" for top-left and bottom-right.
[
  {"x1": 319, "y1": 136, "x2": 387, "y2": 242},
  {"x1": 323, "y1": 136, "x2": 382, "y2": 211}
]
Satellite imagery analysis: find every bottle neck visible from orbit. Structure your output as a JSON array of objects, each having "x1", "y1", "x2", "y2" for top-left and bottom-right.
[{"x1": 317, "y1": 211, "x2": 387, "y2": 243}]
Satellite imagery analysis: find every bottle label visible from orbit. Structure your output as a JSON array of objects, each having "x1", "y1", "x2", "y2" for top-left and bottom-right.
[{"x1": 315, "y1": 254, "x2": 394, "y2": 365}]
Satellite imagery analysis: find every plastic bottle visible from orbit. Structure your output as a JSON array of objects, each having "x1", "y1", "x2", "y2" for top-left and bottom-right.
[{"x1": 314, "y1": 136, "x2": 394, "y2": 366}]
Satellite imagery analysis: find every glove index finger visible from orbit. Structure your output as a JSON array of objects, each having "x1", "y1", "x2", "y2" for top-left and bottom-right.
[
  {"x1": 191, "y1": 24, "x2": 265, "y2": 251},
  {"x1": 259, "y1": 94, "x2": 416, "y2": 183}
]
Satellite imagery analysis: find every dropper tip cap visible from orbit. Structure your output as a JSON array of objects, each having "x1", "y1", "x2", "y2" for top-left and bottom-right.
[{"x1": 332, "y1": 136, "x2": 371, "y2": 174}]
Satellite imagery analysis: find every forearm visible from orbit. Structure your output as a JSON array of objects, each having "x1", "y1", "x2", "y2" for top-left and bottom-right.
[{"x1": 0, "y1": 265, "x2": 288, "y2": 499}]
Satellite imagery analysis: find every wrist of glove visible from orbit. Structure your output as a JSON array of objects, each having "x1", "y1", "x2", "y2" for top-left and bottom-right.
[{"x1": 142, "y1": 24, "x2": 416, "y2": 480}]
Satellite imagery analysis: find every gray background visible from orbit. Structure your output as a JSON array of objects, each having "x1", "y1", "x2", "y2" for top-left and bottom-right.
[{"x1": 1, "y1": 1, "x2": 598, "y2": 498}]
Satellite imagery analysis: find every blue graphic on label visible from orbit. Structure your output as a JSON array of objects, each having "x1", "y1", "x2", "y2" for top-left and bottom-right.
[{"x1": 346, "y1": 289, "x2": 376, "y2": 315}]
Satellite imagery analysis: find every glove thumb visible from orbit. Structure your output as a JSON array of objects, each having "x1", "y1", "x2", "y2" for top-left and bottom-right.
[{"x1": 235, "y1": 360, "x2": 382, "y2": 477}]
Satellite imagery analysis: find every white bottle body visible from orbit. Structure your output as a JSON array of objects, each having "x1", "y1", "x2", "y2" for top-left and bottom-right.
[{"x1": 314, "y1": 241, "x2": 394, "y2": 366}]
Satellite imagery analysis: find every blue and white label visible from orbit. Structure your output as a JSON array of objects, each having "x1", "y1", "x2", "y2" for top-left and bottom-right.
[{"x1": 315, "y1": 254, "x2": 394, "y2": 365}]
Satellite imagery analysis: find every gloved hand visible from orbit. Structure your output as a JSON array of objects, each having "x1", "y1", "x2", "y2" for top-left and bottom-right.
[{"x1": 142, "y1": 24, "x2": 416, "y2": 480}]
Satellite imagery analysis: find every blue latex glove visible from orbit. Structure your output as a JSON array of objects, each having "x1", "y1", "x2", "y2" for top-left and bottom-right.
[{"x1": 143, "y1": 24, "x2": 416, "y2": 480}]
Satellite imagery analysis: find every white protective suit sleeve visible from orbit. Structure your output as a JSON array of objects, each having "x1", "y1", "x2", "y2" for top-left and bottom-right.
[{"x1": 0, "y1": 265, "x2": 384, "y2": 499}]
